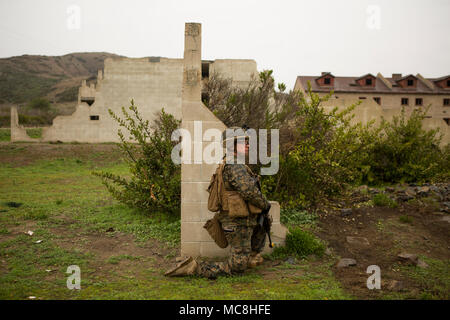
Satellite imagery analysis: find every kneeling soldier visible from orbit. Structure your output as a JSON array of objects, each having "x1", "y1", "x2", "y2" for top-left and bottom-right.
[{"x1": 165, "y1": 126, "x2": 271, "y2": 279}]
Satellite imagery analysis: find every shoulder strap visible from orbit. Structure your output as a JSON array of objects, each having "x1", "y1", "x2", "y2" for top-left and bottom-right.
[
  {"x1": 216, "y1": 160, "x2": 226, "y2": 207},
  {"x1": 244, "y1": 164, "x2": 256, "y2": 176}
]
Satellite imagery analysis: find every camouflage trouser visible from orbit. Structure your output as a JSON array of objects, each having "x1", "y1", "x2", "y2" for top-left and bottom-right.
[
  {"x1": 251, "y1": 223, "x2": 266, "y2": 254},
  {"x1": 197, "y1": 215, "x2": 258, "y2": 279}
]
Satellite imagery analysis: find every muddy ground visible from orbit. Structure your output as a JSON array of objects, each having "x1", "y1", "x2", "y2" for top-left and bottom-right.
[{"x1": 318, "y1": 203, "x2": 449, "y2": 299}]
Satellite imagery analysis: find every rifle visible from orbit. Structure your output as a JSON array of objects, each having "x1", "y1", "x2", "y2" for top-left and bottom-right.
[
  {"x1": 252, "y1": 173, "x2": 274, "y2": 248},
  {"x1": 257, "y1": 205, "x2": 274, "y2": 248}
]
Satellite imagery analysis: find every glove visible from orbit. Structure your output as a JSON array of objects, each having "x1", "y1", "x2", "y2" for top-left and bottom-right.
[
  {"x1": 261, "y1": 203, "x2": 271, "y2": 216},
  {"x1": 258, "y1": 203, "x2": 271, "y2": 226}
]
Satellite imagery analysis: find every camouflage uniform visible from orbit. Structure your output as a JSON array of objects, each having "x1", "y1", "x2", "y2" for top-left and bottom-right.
[{"x1": 197, "y1": 162, "x2": 270, "y2": 279}]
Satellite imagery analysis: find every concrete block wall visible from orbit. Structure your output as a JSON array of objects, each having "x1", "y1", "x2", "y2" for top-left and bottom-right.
[
  {"x1": 36, "y1": 57, "x2": 184, "y2": 143},
  {"x1": 10, "y1": 106, "x2": 37, "y2": 142},
  {"x1": 210, "y1": 59, "x2": 258, "y2": 88}
]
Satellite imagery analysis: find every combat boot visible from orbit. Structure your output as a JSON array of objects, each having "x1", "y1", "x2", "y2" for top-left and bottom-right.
[
  {"x1": 164, "y1": 256, "x2": 199, "y2": 277},
  {"x1": 248, "y1": 253, "x2": 264, "y2": 268}
]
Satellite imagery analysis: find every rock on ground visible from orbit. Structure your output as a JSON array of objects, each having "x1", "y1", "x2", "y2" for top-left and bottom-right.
[
  {"x1": 346, "y1": 236, "x2": 370, "y2": 246},
  {"x1": 397, "y1": 252, "x2": 419, "y2": 265},
  {"x1": 337, "y1": 258, "x2": 357, "y2": 268}
]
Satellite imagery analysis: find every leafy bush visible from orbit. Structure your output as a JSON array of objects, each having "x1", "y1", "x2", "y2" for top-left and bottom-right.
[
  {"x1": 281, "y1": 227, "x2": 325, "y2": 258},
  {"x1": 372, "y1": 193, "x2": 398, "y2": 208},
  {"x1": 93, "y1": 100, "x2": 181, "y2": 216},
  {"x1": 260, "y1": 156, "x2": 308, "y2": 208},
  {"x1": 364, "y1": 107, "x2": 445, "y2": 184},
  {"x1": 433, "y1": 144, "x2": 450, "y2": 182}
]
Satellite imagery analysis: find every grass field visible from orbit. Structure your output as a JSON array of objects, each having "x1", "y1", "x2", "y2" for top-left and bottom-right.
[{"x1": 0, "y1": 143, "x2": 352, "y2": 300}]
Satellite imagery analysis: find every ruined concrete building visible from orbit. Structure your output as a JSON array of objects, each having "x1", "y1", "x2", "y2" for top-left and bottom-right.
[
  {"x1": 11, "y1": 46, "x2": 257, "y2": 143},
  {"x1": 295, "y1": 72, "x2": 450, "y2": 145}
]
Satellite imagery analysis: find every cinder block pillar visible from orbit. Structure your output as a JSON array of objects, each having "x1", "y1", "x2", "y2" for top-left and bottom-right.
[
  {"x1": 182, "y1": 23, "x2": 202, "y2": 102},
  {"x1": 180, "y1": 23, "x2": 286, "y2": 258},
  {"x1": 180, "y1": 22, "x2": 226, "y2": 257}
]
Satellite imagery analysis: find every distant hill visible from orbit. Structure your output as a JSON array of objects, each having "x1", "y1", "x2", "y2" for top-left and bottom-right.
[{"x1": 0, "y1": 52, "x2": 122, "y2": 104}]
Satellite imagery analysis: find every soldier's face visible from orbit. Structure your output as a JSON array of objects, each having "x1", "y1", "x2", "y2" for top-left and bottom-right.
[{"x1": 236, "y1": 140, "x2": 249, "y2": 156}]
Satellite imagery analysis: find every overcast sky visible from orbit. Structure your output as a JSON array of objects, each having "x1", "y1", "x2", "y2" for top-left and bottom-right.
[{"x1": 0, "y1": 0, "x2": 449, "y2": 89}]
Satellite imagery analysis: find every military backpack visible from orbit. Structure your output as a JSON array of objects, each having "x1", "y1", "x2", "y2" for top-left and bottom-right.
[{"x1": 206, "y1": 161, "x2": 262, "y2": 217}]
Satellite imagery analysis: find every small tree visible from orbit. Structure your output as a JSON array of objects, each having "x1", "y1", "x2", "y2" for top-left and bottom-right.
[
  {"x1": 203, "y1": 70, "x2": 302, "y2": 141},
  {"x1": 92, "y1": 100, "x2": 181, "y2": 215}
]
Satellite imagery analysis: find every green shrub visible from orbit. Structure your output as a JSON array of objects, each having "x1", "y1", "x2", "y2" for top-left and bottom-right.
[
  {"x1": 432, "y1": 144, "x2": 450, "y2": 182},
  {"x1": 372, "y1": 193, "x2": 398, "y2": 208},
  {"x1": 93, "y1": 100, "x2": 181, "y2": 216},
  {"x1": 364, "y1": 107, "x2": 446, "y2": 184},
  {"x1": 276, "y1": 227, "x2": 325, "y2": 258},
  {"x1": 261, "y1": 155, "x2": 310, "y2": 209},
  {"x1": 263, "y1": 82, "x2": 379, "y2": 208}
]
